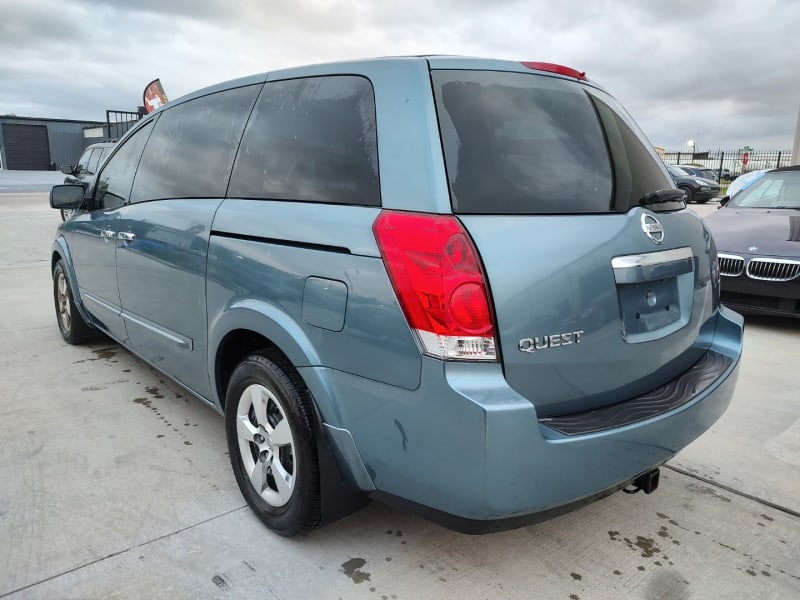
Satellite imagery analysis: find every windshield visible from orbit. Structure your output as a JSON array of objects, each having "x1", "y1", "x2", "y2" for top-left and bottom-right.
[
  {"x1": 668, "y1": 166, "x2": 690, "y2": 177},
  {"x1": 730, "y1": 171, "x2": 800, "y2": 209}
]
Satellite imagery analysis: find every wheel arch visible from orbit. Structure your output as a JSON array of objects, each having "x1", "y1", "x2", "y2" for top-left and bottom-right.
[
  {"x1": 209, "y1": 301, "x2": 321, "y2": 412},
  {"x1": 51, "y1": 239, "x2": 94, "y2": 327},
  {"x1": 211, "y1": 303, "x2": 370, "y2": 524},
  {"x1": 678, "y1": 184, "x2": 695, "y2": 203}
]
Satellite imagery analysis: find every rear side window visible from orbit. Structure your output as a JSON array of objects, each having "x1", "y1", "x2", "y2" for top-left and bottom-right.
[
  {"x1": 130, "y1": 85, "x2": 260, "y2": 203},
  {"x1": 432, "y1": 70, "x2": 673, "y2": 214},
  {"x1": 228, "y1": 75, "x2": 380, "y2": 206}
]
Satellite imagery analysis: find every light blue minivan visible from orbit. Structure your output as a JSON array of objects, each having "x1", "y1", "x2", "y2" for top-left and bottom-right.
[{"x1": 50, "y1": 56, "x2": 743, "y2": 535}]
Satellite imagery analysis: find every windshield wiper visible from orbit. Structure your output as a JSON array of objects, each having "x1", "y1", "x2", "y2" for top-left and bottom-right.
[{"x1": 639, "y1": 189, "x2": 686, "y2": 206}]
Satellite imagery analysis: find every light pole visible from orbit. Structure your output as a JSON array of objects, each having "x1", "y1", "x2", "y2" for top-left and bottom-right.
[{"x1": 687, "y1": 139, "x2": 697, "y2": 156}]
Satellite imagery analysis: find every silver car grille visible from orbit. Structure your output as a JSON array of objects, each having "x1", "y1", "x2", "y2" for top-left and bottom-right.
[
  {"x1": 746, "y1": 258, "x2": 800, "y2": 281},
  {"x1": 718, "y1": 254, "x2": 744, "y2": 277}
]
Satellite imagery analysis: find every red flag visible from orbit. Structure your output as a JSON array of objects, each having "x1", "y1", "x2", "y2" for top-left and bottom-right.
[{"x1": 143, "y1": 78, "x2": 169, "y2": 113}]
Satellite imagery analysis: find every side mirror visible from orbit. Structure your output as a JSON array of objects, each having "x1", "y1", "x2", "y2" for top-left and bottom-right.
[
  {"x1": 60, "y1": 164, "x2": 75, "y2": 176},
  {"x1": 718, "y1": 195, "x2": 730, "y2": 208},
  {"x1": 50, "y1": 184, "x2": 85, "y2": 210}
]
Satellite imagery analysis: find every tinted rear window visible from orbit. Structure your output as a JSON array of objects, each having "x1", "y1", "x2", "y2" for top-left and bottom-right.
[{"x1": 432, "y1": 70, "x2": 672, "y2": 214}]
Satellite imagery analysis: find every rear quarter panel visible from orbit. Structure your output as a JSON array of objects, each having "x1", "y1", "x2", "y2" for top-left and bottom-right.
[{"x1": 206, "y1": 200, "x2": 423, "y2": 420}]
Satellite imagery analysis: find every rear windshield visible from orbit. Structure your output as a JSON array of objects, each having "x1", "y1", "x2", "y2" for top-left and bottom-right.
[{"x1": 431, "y1": 70, "x2": 673, "y2": 214}]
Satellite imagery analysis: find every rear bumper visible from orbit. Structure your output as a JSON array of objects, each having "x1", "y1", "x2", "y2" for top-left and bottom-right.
[
  {"x1": 302, "y1": 307, "x2": 743, "y2": 530},
  {"x1": 370, "y1": 474, "x2": 641, "y2": 534}
]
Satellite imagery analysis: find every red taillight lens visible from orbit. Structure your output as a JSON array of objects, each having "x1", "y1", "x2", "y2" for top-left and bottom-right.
[
  {"x1": 373, "y1": 211, "x2": 497, "y2": 361},
  {"x1": 450, "y1": 283, "x2": 491, "y2": 331}
]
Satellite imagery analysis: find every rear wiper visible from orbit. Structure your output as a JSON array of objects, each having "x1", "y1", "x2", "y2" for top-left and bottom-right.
[{"x1": 639, "y1": 189, "x2": 686, "y2": 206}]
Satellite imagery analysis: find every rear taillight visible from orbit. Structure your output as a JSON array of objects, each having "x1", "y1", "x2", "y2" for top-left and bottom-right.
[{"x1": 373, "y1": 211, "x2": 497, "y2": 361}]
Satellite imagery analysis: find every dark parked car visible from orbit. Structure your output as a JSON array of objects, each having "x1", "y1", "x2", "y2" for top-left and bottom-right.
[
  {"x1": 667, "y1": 165, "x2": 720, "y2": 203},
  {"x1": 705, "y1": 165, "x2": 800, "y2": 317},
  {"x1": 676, "y1": 164, "x2": 719, "y2": 182},
  {"x1": 48, "y1": 56, "x2": 743, "y2": 536},
  {"x1": 59, "y1": 142, "x2": 115, "y2": 220}
]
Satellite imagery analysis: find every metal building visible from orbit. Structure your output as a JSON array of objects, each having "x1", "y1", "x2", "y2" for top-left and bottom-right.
[{"x1": 0, "y1": 116, "x2": 104, "y2": 170}]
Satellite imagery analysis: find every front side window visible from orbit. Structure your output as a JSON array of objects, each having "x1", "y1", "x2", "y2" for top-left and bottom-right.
[
  {"x1": 130, "y1": 85, "x2": 260, "y2": 203},
  {"x1": 94, "y1": 121, "x2": 153, "y2": 211},
  {"x1": 228, "y1": 75, "x2": 380, "y2": 206}
]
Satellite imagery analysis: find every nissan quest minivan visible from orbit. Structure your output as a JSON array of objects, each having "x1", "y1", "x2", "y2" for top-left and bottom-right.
[{"x1": 50, "y1": 56, "x2": 743, "y2": 536}]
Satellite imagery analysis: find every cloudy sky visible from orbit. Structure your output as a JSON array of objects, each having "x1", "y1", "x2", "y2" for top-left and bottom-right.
[{"x1": 1, "y1": 0, "x2": 798, "y2": 151}]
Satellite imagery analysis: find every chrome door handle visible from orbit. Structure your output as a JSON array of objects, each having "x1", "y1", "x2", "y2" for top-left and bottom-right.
[
  {"x1": 117, "y1": 232, "x2": 136, "y2": 241},
  {"x1": 100, "y1": 229, "x2": 116, "y2": 239}
]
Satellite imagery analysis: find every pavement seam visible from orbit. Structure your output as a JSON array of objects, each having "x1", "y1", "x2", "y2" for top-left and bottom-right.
[
  {"x1": 665, "y1": 463, "x2": 800, "y2": 519},
  {"x1": 0, "y1": 504, "x2": 248, "y2": 599}
]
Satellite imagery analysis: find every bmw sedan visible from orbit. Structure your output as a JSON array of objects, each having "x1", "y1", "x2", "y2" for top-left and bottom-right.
[{"x1": 704, "y1": 166, "x2": 800, "y2": 317}]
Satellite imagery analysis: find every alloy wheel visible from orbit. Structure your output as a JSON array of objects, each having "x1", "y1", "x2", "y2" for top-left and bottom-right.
[{"x1": 235, "y1": 384, "x2": 296, "y2": 507}]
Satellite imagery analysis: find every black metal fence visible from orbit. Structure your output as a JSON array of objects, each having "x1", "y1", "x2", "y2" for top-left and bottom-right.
[
  {"x1": 659, "y1": 148, "x2": 793, "y2": 181},
  {"x1": 105, "y1": 109, "x2": 142, "y2": 141}
]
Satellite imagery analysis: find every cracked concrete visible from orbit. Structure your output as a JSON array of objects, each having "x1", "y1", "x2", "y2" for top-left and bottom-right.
[{"x1": 1, "y1": 193, "x2": 798, "y2": 599}]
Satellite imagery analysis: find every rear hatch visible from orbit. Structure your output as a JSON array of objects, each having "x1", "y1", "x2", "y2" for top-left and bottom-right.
[{"x1": 430, "y1": 64, "x2": 718, "y2": 417}]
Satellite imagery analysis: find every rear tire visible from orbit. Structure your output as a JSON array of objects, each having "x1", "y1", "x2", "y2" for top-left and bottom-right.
[
  {"x1": 53, "y1": 260, "x2": 94, "y2": 344},
  {"x1": 225, "y1": 350, "x2": 321, "y2": 536}
]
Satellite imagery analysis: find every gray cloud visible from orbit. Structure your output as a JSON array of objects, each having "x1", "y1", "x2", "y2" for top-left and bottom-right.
[{"x1": 0, "y1": 0, "x2": 798, "y2": 150}]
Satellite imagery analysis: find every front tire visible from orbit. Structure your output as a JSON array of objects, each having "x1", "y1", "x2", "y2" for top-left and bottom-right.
[
  {"x1": 53, "y1": 260, "x2": 94, "y2": 344},
  {"x1": 680, "y1": 185, "x2": 695, "y2": 204},
  {"x1": 225, "y1": 351, "x2": 321, "y2": 536},
  {"x1": 60, "y1": 208, "x2": 77, "y2": 221}
]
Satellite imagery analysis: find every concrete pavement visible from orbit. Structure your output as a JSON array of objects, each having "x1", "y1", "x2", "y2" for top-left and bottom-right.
[
  {"x1": 0, "y1": 194, "x2": 798, "y2": 599},
  {"x1": 0, "y1": 169, "x2": 65, "y2": 194}
]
